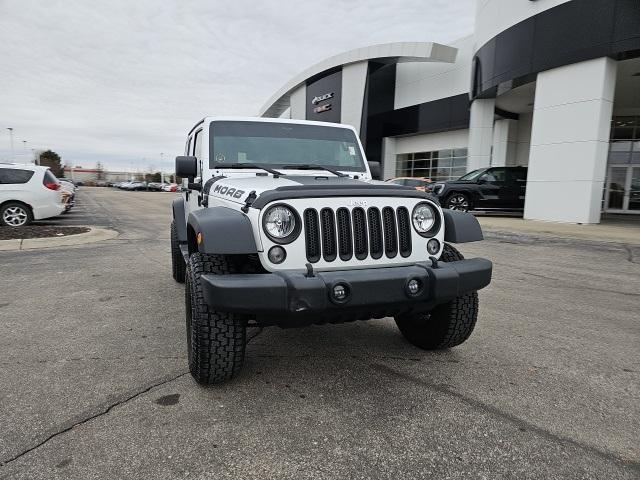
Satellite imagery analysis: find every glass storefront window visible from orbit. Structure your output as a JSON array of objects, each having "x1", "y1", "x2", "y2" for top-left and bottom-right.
[{"x1": 394, "y1": 148, "x2": 467, "y2": 181}]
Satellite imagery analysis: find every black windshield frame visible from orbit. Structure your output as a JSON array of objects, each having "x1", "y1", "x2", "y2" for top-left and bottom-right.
[{"x1": 209, "y1": 121, "x2": 366, "y2": 172}]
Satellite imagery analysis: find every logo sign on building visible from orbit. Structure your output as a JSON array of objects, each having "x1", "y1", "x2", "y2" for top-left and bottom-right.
[
  {"x1": 306, "y1": 69, "x2": 342, "y2": 123},
  {"x1": 313, "y1": 103, "x2": 332, "y2": 113},
  {"x1": 311, "y1": 92, "x2": 334, "y2": 105}
]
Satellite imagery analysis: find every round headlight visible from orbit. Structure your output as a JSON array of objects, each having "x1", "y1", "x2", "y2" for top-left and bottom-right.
[
  {"x1": 263, "y1": 205, "x2": 297, "y2": 241},
  {"x1": 412, "y1": 203, "x2": 437, "y2": 235}
]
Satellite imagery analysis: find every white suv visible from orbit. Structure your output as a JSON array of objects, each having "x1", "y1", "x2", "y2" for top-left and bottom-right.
[
  {"x1": 170, "y1": 117, "x2": 493, "y2": 385},
  {"x1": 0, "y1": 163, "x2": 65, "y2": 227}
]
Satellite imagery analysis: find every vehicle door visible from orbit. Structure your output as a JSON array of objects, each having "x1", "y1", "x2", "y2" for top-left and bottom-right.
[{"x1": 476, "y1": 167, "x2": 509, "y2": 209}]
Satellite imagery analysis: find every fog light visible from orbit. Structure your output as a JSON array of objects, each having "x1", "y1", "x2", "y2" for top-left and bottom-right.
[
  {"x1": 268, "y1": 246, "x2": 286, "y2": 264},
  {"x1": 333, "y1": 285, "x2": 346, "y2": 300},
  {"x1": 331, "y1": 283, "x2": 349, "y2": 303},
  {"x1": 407, "y1": 279, "x2": 421, "y2": 296},
  {"x1": 427, "y1": 238, "x2": 440, "y2": 255}
]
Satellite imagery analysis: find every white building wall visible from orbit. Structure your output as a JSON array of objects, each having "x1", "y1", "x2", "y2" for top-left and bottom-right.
[
  {"x1": 474, "y1": 0, "x2": 572, "y2": 49},
  {"x1": 524, "y1": 57, "x2": 617, "y2": 224},
  {"x1": 289, "y1": 85, "x2": 306, "y2": 120},
  {"x1": 340, "y1": 61, "x2": 369, "y2": 133},
  {"x1": 395, "y1": 36, "x2": 473, "y2": 109},
  {"x1": 515, "y1": 112, "x2": 533, "y2": 166},
  {"x1": 492, "y1": 119, "x2": 518, "y2": 167}
]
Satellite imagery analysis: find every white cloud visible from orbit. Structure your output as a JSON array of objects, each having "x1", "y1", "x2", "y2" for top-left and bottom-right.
[{"x1": 0, "y1": 0, "x2": 475, "y2": 171}]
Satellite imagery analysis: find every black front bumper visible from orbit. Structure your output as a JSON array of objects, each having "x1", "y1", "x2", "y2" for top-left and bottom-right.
[{"x1": 200, "y1": 258, "x2": 492, "y2": 326}]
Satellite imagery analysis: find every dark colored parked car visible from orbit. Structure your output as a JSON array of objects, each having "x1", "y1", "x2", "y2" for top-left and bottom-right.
[{"x1": 430, "y1": 166, "x2": 527, "y2": 212}]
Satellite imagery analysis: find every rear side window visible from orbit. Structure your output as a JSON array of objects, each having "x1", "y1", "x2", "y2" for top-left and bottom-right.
[
  {"x1": 43, "y1": 170, "x2": 58, "y2": 185},
  {"x1": 0, "y1": 168, "x2": 35, "y2": 184}
]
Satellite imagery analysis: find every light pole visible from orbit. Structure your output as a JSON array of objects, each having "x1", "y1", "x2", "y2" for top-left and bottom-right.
[
  {"x1": 160, "y1": 152, "x2": 164, "y2": 185},
  {"x1": 7, "y1": 127, "x2": 15, "y2": 161}
]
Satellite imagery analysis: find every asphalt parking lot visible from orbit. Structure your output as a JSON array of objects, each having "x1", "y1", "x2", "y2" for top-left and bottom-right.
[{"x1": 0, "y1": 187, "x2": 638, "y2": 479}]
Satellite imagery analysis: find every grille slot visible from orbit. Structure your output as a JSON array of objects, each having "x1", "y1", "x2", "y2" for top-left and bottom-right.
[
  {"x1": 302, "y1": 204, "x2": 414, "y2": 263},
  {"x1": 304, "y1": 209, "x2": 320, "y2": 263},
  {"x1": 352, "y1": 208, "x2": 368, "y2": 260},
  {"x1": 320, "y1": 208, "x2": 337, "y2": 262},
  {"x1": 336, "y1": 208, "x2": 353, "y2": 261},
  {"x1": 367, "y1": 207, "x2": 383, "y2": 259},
  {"x1": 397, "y1": 207, "x2": 412, "y2": 258},
  {"x1": 382, "y1": 207, "x2": 398, "y2": 258}
]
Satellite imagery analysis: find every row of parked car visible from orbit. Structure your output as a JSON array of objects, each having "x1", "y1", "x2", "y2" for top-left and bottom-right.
[
  {"x1": 0, "y1": 163, "x2": 76, "y2": 227},
  {"x1": 112, "y1": 181, "x2": 179, "y2": 192}
]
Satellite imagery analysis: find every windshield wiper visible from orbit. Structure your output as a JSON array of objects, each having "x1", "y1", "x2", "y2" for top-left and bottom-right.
[
  {"x1": 280, "y1": 164, "x2": 347, "y2": 177},
  {"x1": 216, "y1": 163, "x2": 282, "y2": 176}
]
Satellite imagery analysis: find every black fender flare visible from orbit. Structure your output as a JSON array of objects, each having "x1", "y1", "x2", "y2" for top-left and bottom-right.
[
  {"x1": 187, "y1": 207, "x2": 258, "y2": 254},
  {"x1": 172, "y1": 199, "x2": 187, "y2": 243},
  {"x1": 442, "y1": 209, "x2": 484, "y2": 243}
]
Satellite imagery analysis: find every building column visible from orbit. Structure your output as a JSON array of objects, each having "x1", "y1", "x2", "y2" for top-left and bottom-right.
[
  {"x1": 524, "y1": 57, "x2": 617, "y2": 224},
  {"x1": 341, "y1": 61, "x2": 368, "y2": 134},
  {"x1": 289, "y1": 85, "x2": 306, "y2": 120},
  {"x1": 491, "y1": 118, "x2": 518, "y2": 166},
  {"x1": 467, "y1": 98, "x2": 495, "y2": 171},
  {"x1": 381, "y1": 137, "x2": 397, "y2": 181}
]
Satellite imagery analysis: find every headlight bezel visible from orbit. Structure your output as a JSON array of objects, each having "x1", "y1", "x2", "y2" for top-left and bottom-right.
[
  {"x1": 262, "y1": 203, "x2": 301, "y2": 244},
  {"x1": 411, "y1": 201, "x2": 441, "y2": 238}
]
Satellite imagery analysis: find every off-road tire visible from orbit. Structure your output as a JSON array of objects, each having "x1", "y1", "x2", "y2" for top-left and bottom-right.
[
  {"x1": 395, "y1": 243, "x2": 479, "y2": 350},
  {"x1": 170, "y1": 221, "x2": 186, "y2": 283},
  {"x1": 185, "y1": 252, "x2": 246, "y2": 385}
]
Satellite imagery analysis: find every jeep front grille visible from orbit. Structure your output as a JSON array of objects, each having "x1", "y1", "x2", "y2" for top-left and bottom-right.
[{"x1": 304, "y1": 206, "x2": 412, "y2": 263}]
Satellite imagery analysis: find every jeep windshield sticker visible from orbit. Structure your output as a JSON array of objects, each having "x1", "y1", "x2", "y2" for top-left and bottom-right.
[
  {"x1": 348, "y1": 146, "x2": 356, "y2": 156},
  {"x1": 215, "y1": 153, "x2": 226, "y2": 163}
]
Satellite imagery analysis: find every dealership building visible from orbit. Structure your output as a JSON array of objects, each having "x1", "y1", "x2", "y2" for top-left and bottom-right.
[{"x1": 260, "y1": 0, "x2": 640, "y2": 223}]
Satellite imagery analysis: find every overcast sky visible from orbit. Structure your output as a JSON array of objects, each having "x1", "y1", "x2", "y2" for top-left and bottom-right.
[{"x1": 0, "y1": 0, "x2": 475, "y2": 172}]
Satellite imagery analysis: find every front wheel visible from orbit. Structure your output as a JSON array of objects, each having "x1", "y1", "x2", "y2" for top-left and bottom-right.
[
  {"x1": 395, "y1": 244, "x2": 479, "y2": 350},
  {"x1": 185, "y1": 253, "x2": 246, "y2": 385},
  {"x1": 445, "y1": 193, "x2": 471, "y2": 212},
  {"x1": 1, "y1": 202, "x2": 33, "y2": 227}
]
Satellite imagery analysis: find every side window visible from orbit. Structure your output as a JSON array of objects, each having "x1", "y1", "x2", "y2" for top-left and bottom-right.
[
  {"x1": 0, "y1": 168, "x2": 35, "y2": 184},
  {"x1": 482, "y1": 168, "x2": 506, "y2": 183},
  {"x1": 194, "y1": 130, "x2": 202, "y2": 159}
]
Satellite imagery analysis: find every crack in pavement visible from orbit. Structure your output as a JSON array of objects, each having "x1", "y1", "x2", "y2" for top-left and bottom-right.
[
  {"x1": 0, "y1": 370, "x2": 189, "y2": 468},
  {"x1": 523, "y1": 271, "x2": 640, "y2": 297},
  {"x1": 372, "y1": 363, "x2": 640, "y2": 473},
  {"x1": 623, "y1": 244, "x2": 638, "y2": 264}
]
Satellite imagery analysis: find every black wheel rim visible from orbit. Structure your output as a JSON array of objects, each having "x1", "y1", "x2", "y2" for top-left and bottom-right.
[{"x1": 448, "y1": 195, "x2": 469, "y2": 212}]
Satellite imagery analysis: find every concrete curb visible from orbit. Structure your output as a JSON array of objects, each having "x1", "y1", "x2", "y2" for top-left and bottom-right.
[{"x1": 0, "y1": 227, "x2": 119, "y2": 251}]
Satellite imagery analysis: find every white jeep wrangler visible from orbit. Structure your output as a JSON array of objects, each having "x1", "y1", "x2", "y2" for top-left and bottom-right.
[{"x1": 171, "y1": 117, "x2": 492, "y2": 385}]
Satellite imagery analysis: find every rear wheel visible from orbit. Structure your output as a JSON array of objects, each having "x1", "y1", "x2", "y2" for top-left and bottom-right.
[
  {"x1": 0, "y1": 202, "x2": 33, "y2": 227},
  {"x1": 445, "y1": 193, "x2": 471, "y2": 212},
  {"x1": 395, "y1": 244, "x2": 479, "y2": 350},
  {"x1": 170, "y1": 221, "x2": 186, "y2": 283},
  {"x1": 185, "y1": 252, "x2": 246, "y2": 385}
]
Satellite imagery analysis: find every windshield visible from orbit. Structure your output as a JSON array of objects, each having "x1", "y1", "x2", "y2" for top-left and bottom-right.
[
  {"x1": 457, "y1": 168, "x2": 486, "y2": 181},
  {"x1": 209, "y1": 121, "x2": 366, "y2": 172}
]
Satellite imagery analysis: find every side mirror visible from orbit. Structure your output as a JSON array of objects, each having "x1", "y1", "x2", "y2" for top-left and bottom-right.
[
  {"x1": 477, "y1": 176, "x2": 486, "y2": 184},
  {"x1": 176, "y1": 156, "x2": 197, "y2": 180},
  {"x1": 367, "y1": 161, "x2": 381, "y2": 180}
]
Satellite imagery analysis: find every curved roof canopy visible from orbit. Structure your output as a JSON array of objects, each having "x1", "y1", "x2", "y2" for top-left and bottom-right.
[{"x1": 259, "y1": 42, "x2": 458, "y2": 118}]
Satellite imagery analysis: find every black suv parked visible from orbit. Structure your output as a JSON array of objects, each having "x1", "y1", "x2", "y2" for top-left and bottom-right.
[{"x1": 430, "y1": 166, "x2": 528, "y2": 212}]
